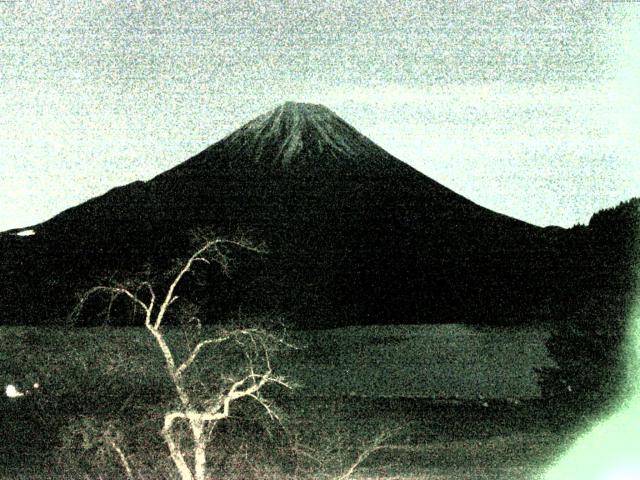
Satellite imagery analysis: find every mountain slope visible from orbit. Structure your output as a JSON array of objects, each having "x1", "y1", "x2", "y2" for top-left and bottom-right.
[
  {"x1": 163, "y1": 101, "x2": 411, "y2": 175},
  {"x1": 0, "y1": 103, "x2": 594, "y2": 327}
]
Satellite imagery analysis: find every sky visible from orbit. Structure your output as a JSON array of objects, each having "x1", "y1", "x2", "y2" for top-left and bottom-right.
[{"x1": 1, "y1": 0, "x2": 639, "y2": 231}]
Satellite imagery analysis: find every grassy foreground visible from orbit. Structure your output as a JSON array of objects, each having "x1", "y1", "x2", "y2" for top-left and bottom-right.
[{"x1": 0, "y1": 325, "x2": 583, "y2": 479}]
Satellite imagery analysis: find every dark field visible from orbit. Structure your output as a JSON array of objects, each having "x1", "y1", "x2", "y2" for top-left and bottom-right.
[
  {"x1": 0, "y1": 325, "x2": 588, "y2": 479},
  {"x1": 0, "y1": 395, "x2": 585, "y2": 479}
]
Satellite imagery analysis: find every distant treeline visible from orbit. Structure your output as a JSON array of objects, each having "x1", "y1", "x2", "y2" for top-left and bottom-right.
[{"x1": 538, "y1": 198, "x2": 640, "y2": 407}]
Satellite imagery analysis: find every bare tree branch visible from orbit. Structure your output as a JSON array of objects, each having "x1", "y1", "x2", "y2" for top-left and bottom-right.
[
  {"x1": 175, "y1": 329, "x2": 259, "y2": 377},
  {"x1": 334, "y1": 429, "x2": 406, "y2": 480},
  {"x1": 107, "y1": 437, "x2": 134, "y2": 480},
  {"x1": 79, "y1": 286, "x2": 150, "y2": 315},
  {"x1": 154, "y1": 237, "x2": 265, "y2": 330}
]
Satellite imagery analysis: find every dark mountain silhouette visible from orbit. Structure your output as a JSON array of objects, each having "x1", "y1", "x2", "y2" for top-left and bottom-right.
[{"x1": 0, "y1": 102, "x2": 636, "y2": 330}]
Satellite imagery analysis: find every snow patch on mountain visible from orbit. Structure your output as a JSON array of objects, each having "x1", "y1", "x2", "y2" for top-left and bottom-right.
[{"x1": 222, "y1": 102, "x2": 392, "y2": 169}]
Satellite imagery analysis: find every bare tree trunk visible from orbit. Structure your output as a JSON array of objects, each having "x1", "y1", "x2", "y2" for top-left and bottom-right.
[
  {"x1": 162, "y1": 415, "x2": 194, "y2": 480},
  {"x1": 191, "y1": 418, "x2": 207, "y2": 480}
]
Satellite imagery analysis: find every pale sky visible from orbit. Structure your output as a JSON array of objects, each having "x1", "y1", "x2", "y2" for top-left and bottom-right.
[{"x1": 1, "y1": 0, "x2": 639, "y2": 231}]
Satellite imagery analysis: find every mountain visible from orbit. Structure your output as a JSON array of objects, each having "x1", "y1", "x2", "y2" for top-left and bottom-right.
[{"x1": 0, "y1": 103, "x2": 634, "y2": 328}]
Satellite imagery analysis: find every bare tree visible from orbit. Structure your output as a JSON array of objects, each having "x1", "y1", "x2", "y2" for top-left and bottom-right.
[{"x1": 76, "y1": 235, "x2": 293, "y2": 480}]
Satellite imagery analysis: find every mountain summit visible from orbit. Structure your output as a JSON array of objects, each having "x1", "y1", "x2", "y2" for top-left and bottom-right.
[
  {"x1": 161, "y1": 102, "x2": 409, "y2": 178},
  {"x1": 0, "y1": 103, "x2": 587, "y2": 327},
  {"x1": 222, "y1": 102, "x2": 388, "y2": 169}
]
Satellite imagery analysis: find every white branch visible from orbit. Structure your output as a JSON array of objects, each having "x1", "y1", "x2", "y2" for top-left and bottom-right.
[
  {"x1": 248, "y1": 393, "x2": 281, "y2": 421},
  {"x1": 154, "y1": 241, "x2": 215, "y2": 329},
  {"x1": 175, "y1": 328, "x2": 261, "y2": 377},
  {"x1": 137, "y1": 281, "x2": 156, "y2": 325},
  {"x1": 107, "y1": 438, "x2": 134, "y2": 480},
  {"x1": 147, "y1": 325, "x2": 190, "y2": 406},
  {"x1": 154, "y1": 238, "x2": 262, "y2": 330},
  {"x1": 162, "y1": 413, "x2": 194, "y2": 480},
  {"x1": 334, "y1": 430, "x2": 404, "y2": 480},
  {"x1": 176, "y1": 338, "x2": 222, "y2": 377},
  {"x1": 82, "y1": 286, "x2": 150, "y2": 316}
]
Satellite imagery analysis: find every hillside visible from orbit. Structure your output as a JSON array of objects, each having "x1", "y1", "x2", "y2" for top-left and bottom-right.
[{"x1": 0, "y1": 103, "x2": 634, "y2": 328}]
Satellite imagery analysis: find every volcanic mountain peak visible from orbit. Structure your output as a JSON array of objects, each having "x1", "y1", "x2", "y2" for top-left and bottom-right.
[
  {"x1": 235, "y1": 101, "x2": 345, "y2": 141},
  {"x1": 219, "y1": 101, "x2": 391, "y2": 170},
  {"x1": 1, "y1": 98, "x2": 595, "y2": 332}
]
